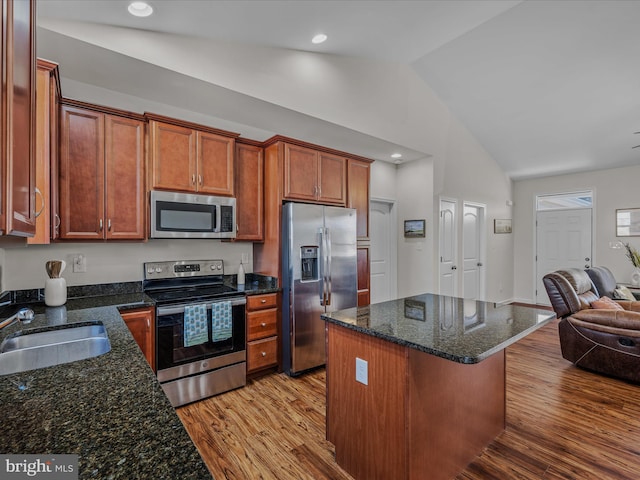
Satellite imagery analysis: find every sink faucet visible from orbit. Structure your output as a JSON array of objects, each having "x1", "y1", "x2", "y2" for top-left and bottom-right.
[{"x1": 0, "y1": 308, "x2": 35, "y2": 330}]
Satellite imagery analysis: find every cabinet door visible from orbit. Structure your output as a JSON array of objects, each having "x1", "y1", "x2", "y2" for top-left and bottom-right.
[
  {"x1": 283, "y1": 143, "x2": 318, "y2": 202},
  {"x1": 105, "y1": 115, "x2": 145, "y2": 240},
  {"x1": 149, "y1": 120, "x2": 196, "y2": 192},
  {"x1": 318, "y1": 152, "x2": 346, "y2": 205},
  {"x1": 197, "y1": 131, "x2": 234, "y2": 195},
  {"x1": 4, "y1": 0, "x2": 36, "y2": 237},
  {"x1": 29, "y1": 60, "x2": 59, "y2": 245},
  {"x1": 59, "y1": 106, "x2": 105, "y2": 240},
  {"x1": 347, "y1": 159, "x2": 370, "y2": 240},
  {"x1": 357, "y1": 246, "x2": 370, "y2": 306},
  {"x1": 235, "y1": 143, "x2": 264, "y2": 241},
  {"x1": 120, "y1": 307, "x2": 155, "y2": 371}
]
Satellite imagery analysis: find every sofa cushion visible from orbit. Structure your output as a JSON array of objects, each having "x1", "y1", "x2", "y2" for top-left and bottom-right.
[{"x1": 590, "y1": 296, "x2": 624, "y2": 310}]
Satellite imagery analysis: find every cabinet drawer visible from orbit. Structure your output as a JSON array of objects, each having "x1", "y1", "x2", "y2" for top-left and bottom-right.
[
  {"x1": 247, "y1": 336, "x2": 278, "y2": 371},
  {"x1": 247, "y1": 308, "x2": 277, "y2": 341},
  {"x1": 246, "y1": 293, "x2": 277, "y2": 310}
]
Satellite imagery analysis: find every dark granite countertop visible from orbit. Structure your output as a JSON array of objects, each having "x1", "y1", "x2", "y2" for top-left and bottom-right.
[
  {"x1": 321, "y1": 293, "x2": 556, "y2": 364},
  {"x1": 224, "y1": 273, "x2": 280, "y2": 295},
  {"x1": 0, "y1": 298, "x2": 211, "y2": 479}
]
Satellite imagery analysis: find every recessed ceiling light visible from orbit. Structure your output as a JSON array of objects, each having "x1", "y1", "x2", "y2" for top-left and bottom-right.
[
  {"x1": 391, "y1": 153, "x2": 402, "y2": 159},
  {"x1": 311, "y1": 34, "x2": 328, "y2": 44},
  {"x1": 128, "y1": 1, "x2": 153, "y2": 17}
]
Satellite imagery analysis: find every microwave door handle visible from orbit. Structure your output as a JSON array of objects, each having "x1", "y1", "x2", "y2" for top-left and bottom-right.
[{"x1": 215, "y1": 205, "x2": 221, "y2": 233}]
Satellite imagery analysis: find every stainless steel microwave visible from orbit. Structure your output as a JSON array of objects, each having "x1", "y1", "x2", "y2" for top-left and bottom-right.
[{"x1": 150, "y1": 190, "x2": 236, "y2": 239}]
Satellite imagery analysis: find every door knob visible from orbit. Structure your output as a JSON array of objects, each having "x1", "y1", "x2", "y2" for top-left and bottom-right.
[
  {"x1": 477, "y1": 262, "x2": 483, "y2": 267},
  {"x1": 451, "y1": 266, "x2": 457, "y2": 270},
  {"x1": 585, "y1": 257, "x2": 590, "y2": 261}
]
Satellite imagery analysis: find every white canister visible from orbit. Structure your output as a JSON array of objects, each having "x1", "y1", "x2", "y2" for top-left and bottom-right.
[{"x1": 45, "y1": 277, "x2": 67, "y2": 307}]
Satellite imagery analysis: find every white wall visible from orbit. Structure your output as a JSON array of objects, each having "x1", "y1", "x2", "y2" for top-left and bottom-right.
[
  {"x1": 370, "y1": 160, "x2": 398, "y2": 202},
  {"x1": 513, "y1": 164, "x2": 640, "y2": 303},
  {"x1": 3, "y1": 240, "x2": 252, "y2": 291},
  {"x1": 433, "y1": 116, "x2": 514, "y2": 303}
]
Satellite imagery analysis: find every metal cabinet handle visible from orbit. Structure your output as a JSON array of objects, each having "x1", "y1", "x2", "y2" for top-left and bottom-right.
[
  {"x1": 34, "y1": 187, "x2": 45, "y2": 218},
  {"x1": 147, "y1": 318, "x2": 150, "y2": 329},
  {"x1": 260, "y1": 322, "x2": 266, "y2": 327},
  {"x1": 198, "y1": 175, "x2": 203, "y2": 185},
  {"x1": 261, "y1": 299, "x2": 267, "y2": 304},
  {"x1": 54, "y1": 214, "x2": 61, "y2": 232},
  {"x1": 99, "y1": 219, "x2": 103, "y2": 231},
  {"x1": 108, "y1": 219, "x2": 112, "y2": 231},
  {"x1": 261, "y1": 352, "x2": 266, "y2": 357},
  {"x1": 191, "y1": 174, "x2": 196, "y2": 185}
]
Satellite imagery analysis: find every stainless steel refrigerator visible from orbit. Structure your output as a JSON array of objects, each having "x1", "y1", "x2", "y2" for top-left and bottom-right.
[{"x1": 282, "y1": 202, "x2": 358, "y2": 376}]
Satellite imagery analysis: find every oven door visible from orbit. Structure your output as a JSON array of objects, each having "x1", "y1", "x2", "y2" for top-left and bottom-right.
[{"x1": 156, "y1": 296, "x2": 246, "y2": 380}]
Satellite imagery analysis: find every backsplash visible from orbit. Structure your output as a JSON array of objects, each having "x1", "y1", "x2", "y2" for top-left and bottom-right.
[{"x1": 1, "y1": 239, "x2": 253, "y2": 291}]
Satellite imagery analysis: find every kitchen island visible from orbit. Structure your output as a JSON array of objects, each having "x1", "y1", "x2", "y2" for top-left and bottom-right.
[
  {"x1": 0, "y1": 295, "x2": 212, "y2": 480},
  {"x1": 321, "y1": 294, "x2": 555, "y2": 480}
]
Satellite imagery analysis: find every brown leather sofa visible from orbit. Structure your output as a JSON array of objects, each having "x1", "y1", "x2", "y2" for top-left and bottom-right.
[{"x1": 543, "y1": 268, "x2": 640, "y2": 383}]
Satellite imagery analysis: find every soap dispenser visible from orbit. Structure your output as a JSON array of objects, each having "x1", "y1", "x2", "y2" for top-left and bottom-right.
[{"x1": 237, "y1": 261, "x2": 245, "y2": 286}]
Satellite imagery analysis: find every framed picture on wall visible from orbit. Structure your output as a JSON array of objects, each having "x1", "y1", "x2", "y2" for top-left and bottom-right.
[
  {"x1": 616, "y1": 208, "x2": 640, "y2": 236},
  {"x1": 404, "y1": 219, "x2": 425, "y2": 237},
  {"x1": 494, "y1": 219, "x2": 512, "y2": 234}
]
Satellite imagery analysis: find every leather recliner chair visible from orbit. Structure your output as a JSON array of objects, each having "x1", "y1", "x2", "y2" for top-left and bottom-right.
[{"x1": 543, "y1": 268, "x2": 640, "y2": 383}]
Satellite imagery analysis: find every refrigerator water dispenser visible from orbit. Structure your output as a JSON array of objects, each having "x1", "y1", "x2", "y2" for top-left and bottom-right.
[{"x1": 300, "y1": 246, "x2": 319, "y2": 282}]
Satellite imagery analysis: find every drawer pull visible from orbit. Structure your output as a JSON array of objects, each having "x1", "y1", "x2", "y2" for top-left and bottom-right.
[
  {"x1": 261, "y1": 299, "x2": 267, "y2": 304},
  {"x1": 260, "y1": 322, "x2": 266, "y2": 327},
  {"x1": 261, "y1": 352, "x2": 266, "y2": 357}
]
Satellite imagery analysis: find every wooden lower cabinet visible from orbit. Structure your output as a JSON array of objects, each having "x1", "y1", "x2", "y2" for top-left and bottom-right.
[
  {"x1": 120, "y1": 307, "x2": 155, "y2": 371},
  {"x1": 357, "y1": 245, "x2": 370, "y2": 306},
  {"x1": 246, "y1": 292, "x2": 279, "y2": 374}
]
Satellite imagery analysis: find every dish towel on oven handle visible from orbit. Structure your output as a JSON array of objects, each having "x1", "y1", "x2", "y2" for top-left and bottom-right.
[
  {"x1": 212, "y1": 301, "x2": 232, "y2": 342},
  {"x1": 183, "y1": 303, "x2": 209, "y2": 347}
]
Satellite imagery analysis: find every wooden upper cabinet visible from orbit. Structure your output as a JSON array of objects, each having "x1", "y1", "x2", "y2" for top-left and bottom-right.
[
  {"x1": 2, "y1": 0, "x2": 36, "y2": 237},
  {"x1": 105, "y1": 115, "x2": 145, "y2": 239},
  {"x1": 59, "y1": 102, "x2": 145, "y2": 241},
  {"x1": 283, "y1": 143, "x2": 346, "y2": 205},
  {"x1": 347, "y1": 159, "x2": 370, "y2": 240},
  {"x1": 319, "y1": 152, "x2": 347, "y2": 205},
  {"x1": 235, "y1": 141, "x2": 264, "y2": 241},
  {"x1": 29, "y1": 59, "x2": 60, "y2": 245},
  {"x1": 197, "y1": 130, "x2": 234, "y2": 195},
  {"x1": 148, "y1": 116, "x2": 236, "y2": 196},
  {"x1": 149, "y1": 120, "x2": 196, "y2": 192},
  {"x1": 59, "y1": 106, "x2": 105, "y2": 240}
]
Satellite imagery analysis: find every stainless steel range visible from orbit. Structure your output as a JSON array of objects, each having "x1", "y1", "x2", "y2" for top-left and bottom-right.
[{"x1": 143, "y1": 259, "x2": 246, "y2": 407}]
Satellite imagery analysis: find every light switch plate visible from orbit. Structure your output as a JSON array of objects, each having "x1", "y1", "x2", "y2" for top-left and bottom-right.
[{"x1": 355, "y1": 357, "x2": 368, "y2": 385}]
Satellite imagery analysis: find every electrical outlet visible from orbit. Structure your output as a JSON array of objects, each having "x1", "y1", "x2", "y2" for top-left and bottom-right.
[
  {"x1": 241, "y1": 253, "x2": 249, "y2": 264},
  {"x1": 355, "y1": 357, "x2": 368, "y2": 385},
  {"x1": 73, "y1": 254, "x2": 86, "y2": 273}
]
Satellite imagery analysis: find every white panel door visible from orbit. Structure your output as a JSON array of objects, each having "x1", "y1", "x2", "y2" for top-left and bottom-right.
[
  {"x1": 370, "y1": 200, "x2": 396, "y2": 303},
  {"x1": 463, "y1": 203, "x2": 485, "y2": 300},
  {"x1": 536, "y1": 208, "x2": 592, "y2": 304},
  {"x1": 439, "y1": 199, "x2": 457, "y2": 296}
]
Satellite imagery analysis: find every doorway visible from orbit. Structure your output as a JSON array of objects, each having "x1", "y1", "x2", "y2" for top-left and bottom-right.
[
  {"x1": 370, "y1": 199, "x2": 397, "y2": 303},
  {"x1": 535, "y1": 191, "x2": 593, "y2": 304},
  {"x1": 463, "y1": 202, "x2": 486, "y2": 300},
  {"x1": 439, "y1": 198, "x2": 457, "y2": 296}
]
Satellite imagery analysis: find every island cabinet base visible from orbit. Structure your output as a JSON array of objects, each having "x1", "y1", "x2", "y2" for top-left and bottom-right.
[{"x1": 326, "y1": 323, "x2": 506, "y2": 480}]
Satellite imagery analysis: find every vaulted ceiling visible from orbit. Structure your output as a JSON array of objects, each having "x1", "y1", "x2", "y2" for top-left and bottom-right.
[{"x1": 36, "y1": 0, "x2": 640, "y2": 180}]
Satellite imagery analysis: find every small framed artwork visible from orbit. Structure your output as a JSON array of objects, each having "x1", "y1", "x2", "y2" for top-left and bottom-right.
[
  {"x1": 494, "y1": 219, "x2": 512, "y2": 234},
  {"x1": 616, "y1": 208, "x2": 640, "y2": 236},
  {"x1": 404, "y1": 219, "x2": 426, "y2": 238}
]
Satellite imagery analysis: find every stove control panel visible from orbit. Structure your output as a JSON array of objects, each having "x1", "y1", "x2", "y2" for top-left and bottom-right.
[{"x1": 144, "y1": 260, "x2": 224, "y2": 280}]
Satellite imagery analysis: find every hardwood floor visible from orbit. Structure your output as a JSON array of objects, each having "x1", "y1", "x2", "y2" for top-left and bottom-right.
[{"x1": 177, "y1": 319, "x2": 640, "y2": 479}]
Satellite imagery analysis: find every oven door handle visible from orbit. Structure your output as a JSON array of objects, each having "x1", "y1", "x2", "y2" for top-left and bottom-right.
[{"x1": 156, "y1": 298, "x2": 246, "y2": 316}]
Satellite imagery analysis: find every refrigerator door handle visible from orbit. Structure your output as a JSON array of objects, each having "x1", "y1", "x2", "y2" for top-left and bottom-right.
[
  {"x1": 326, "y1": 227, "x2": 332, "y2": 306},
  {"x1": 319, "y1": 227, "x2": 327, "y2": 306}
]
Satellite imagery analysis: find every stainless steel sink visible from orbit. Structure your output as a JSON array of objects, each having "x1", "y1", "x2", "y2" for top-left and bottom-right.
[{"x1": 0, "y1": 321, "x2": 111, "y2": 375}]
